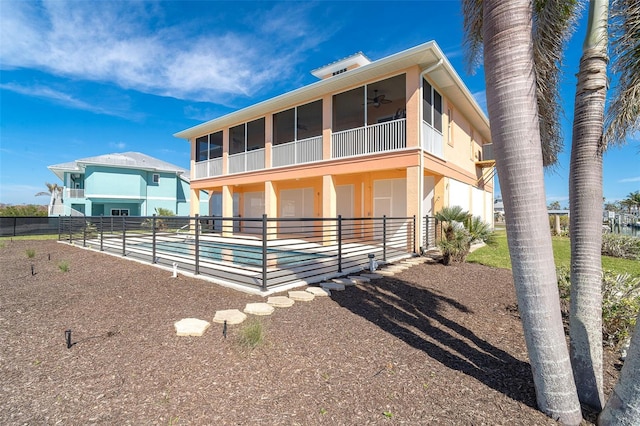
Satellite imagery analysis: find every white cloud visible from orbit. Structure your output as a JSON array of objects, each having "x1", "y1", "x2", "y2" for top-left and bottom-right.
[
  {"x1": 109, "y1": 142, "x2": 127, "y2": 150},
  {"x1": 0, "y1": 1, "x2": 329, "y2": 103},
  {"x1": 618, "y1": 176, "x2": 640, "y2": 183},
  {"x1": 0, "y1": 82, "x2": 139, "y2": 119}
]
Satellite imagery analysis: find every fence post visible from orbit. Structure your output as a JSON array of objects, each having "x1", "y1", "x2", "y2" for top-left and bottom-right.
[
  {"x1": 413, "y1": 215, "x2": 416, "y2": 253},
  {"x1": 338, "y1": 215, "x2": 342, "y2": 273},
  {"x1": 83, "y1": 219, "x2": 87, "y2": 247},
  {"x1": 122, "y1": 216, "x2": 126, "y2": 257},
  {"x1": 58, "y1": 215, "x2": 62, "y2": 241},
  {"x1": 194, "y1": 214, "x2": 200, "y2": 275},
  {"x1": 261, "y1": 214, "x2": 267, "y2": 291},
  {"x1": 152, "y1": 214, "x2": 157, "y2": 263},
  {"x1": 13, "y1": 217, "x2": 17, "y2": 237},
  {"x1": 100, "y1": 215, "x2": 104, "y2": 251},
  {"x1": 383, "y1": 215, "x2": 387, "y2": 262},
  {"x1": 69, "y1": 217, "x2": 73, "y2": 243}
]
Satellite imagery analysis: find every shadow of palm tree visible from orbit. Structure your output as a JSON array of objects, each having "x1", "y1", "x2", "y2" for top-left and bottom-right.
[{"x1": 331, "y1": 275, "x2": 538, "y2": 409}]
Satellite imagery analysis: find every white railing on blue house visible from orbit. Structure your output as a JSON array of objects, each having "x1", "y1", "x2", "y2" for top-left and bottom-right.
[
  {"x1": 332, "y1": 119, "x2": 406, "y2": 159},
  {"x1": 272, "y1": 135, "x2": 323, "y2": 167},
  {"x1": 422, "y1": 121, "x2": 444, "y2": 158}
]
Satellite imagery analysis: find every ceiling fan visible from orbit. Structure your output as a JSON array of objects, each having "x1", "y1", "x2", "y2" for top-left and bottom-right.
[{"x1": 368, "y1": 90, "x2": 392, "y2": 108}]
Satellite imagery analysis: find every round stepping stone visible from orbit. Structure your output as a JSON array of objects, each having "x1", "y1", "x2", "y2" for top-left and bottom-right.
[
  {"x1": 244, "y1": 302, "x2": 275, "y2": 316},
  {"x1": 267, "y1": 296, "x2": 295, "y2": 307},
  {"x1": 288, "y1": 290, "x2": 315, "y2": 301},
  {"x1": 321, "y1": 282, "x2": 345, "y2": 291},
  {"x1": 174, "y1": 318, "x2": 210, "y2": 336},
  {"x1": 306, "y1": 287, "x2": 331, "y2": 297},
  {"x1": 213, "y1": 309, "x2": 247, "y2": 325}
]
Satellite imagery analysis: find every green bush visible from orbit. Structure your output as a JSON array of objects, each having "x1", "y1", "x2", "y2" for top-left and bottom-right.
[
  {"x1": 556, "y1": 267, "x2": 640, "y2": 347},
  {"x1": 601, "y1": 233, "x2": 640, "y2": 260},
  {"x1": 25, "y1": 249, "x2": 35, "y2": 258}
]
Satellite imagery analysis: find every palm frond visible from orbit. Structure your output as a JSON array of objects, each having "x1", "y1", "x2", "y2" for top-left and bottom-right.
[
  {"x1": 461, "y1": 0, "x2": 484, "y2": 75},
  {"x1": 605, "y1": 0, "x2": 640, "y2": 147},
  {"x1": 533, "y1": 0, "x2": 582, "y2": 167}
]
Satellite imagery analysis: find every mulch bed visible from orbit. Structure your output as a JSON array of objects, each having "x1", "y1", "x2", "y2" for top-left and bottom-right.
[{"x1": 0, "y1": 240, "x2": 622, "y2": 425}]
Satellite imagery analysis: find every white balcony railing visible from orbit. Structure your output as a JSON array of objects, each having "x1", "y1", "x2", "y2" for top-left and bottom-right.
[
  {"x1": 422, "y1": 121, "x2": 444, "y2": 158},
  {"x1": 331, "y1": 119, "x2": 406, "y2": 159},
  {"x1": 272, "y1": 136, "x2": 323, "y2": 167},
  {"x1": 229, "y1": 148, "x2": 265, "y2": 174},
  {"x1": 195, "y1": 157, "x2": 223, "y2": 179},
  {"x1": 64, "y1": 188, "x2": 85, "y2": 199}
]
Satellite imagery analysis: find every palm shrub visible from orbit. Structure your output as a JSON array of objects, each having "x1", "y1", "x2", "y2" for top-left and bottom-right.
[
  {"x1": 142, "y1": 208, "x2": 175, "y2": 231},
  {"x1": 601, "y1": 233, "x2": 640, "y2": 260},
  {"x1": 435, "y1": 206, "x2": 496, "y2": 265},
  {"x1": 557, "y1": 267, "x2": 640, "y2": 347}
]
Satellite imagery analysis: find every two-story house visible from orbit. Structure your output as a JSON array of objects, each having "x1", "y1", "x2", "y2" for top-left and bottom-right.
[
  {"x1": 47, "y1": 152, "x2": 208, "y2": 216},
  {"x1": 174, "y1": 41, "x2": 494, "y2": 249}
]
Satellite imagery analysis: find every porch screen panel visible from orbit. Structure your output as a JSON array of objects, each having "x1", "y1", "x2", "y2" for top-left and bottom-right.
[
  {"x1": 333, "y1": 86, "x2": 364, "y2": 132},
  {"x1": 273, "y1": 108, "x2": 295, "y2": 145},
  {"x1": 336, "y1": 184, "x2": 354, "y2": 218},
  {"x1": 297, "y1": 100, "x2": 322, "y2": 140},
  {"x1": 196, "y1": 135, "x2": 208, "y2": 162},
  {"x1": 423, "y1": 81, "x2": 433, "y2": 126},
  {"x1": 247, "y1": 118, "x2": 265, "y2": 151},
  {"x1": 243, "y1": 191, "x2": 265, "y2": 234},
  {"x1": 230, "y1": 124, "x2": 245, "y2": 155},
  {"x1": 209, "y1": 131, "x2": 223, "y2": 159}
]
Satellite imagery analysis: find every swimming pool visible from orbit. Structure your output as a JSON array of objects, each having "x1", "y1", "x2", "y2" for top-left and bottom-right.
[{"x1": 140, "y1": 240, "x2": 332, "y2": 267}]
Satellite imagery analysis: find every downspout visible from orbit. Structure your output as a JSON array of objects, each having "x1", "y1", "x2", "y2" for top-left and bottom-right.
[{"x1": 418, "y1": 59, "x2": 443, "y2": 250}]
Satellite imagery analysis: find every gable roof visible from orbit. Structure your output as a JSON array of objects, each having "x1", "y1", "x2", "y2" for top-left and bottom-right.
[
  {"x1": 48, "y1": 152, "x2": 189, "y2": 181},
  {"x1": 174, "y1": 40, "x2": 491, "y2": 143}
]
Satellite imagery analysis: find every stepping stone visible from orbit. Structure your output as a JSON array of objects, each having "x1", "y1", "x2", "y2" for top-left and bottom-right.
[
  {"x1": 360, "y1": 273, "x2": 383, "y2": 280},
  {"x1": 244, "y1": 302, "x2": 275, "y2": 316},
  {"x1": 174, "y1": 318, "x2": 210, "y2": 337},
  {"x1": 267, "y1": 296, "x2": 295, "y2": 307},
  {"x1": 385, "y1": 265, "x2": 409, "y2": 271},
  {"x1": 349, "y1": 275, "x2": 370, "y2": 282},
  {"x1": 321, "y1": 282, "x2": 345, "y2": 291},
  {"x1": 332, "y1": 278, "x2": 356, "y2": 286},
  {"x1": 377, "y1": 270, "x2": 396, "y2": 276},
  {"x1": 288, "y1": 290, "x2": 315, "y2": 301},
  {"x1": 306, "y1": 287, "x2": 331, "y2": 297},
  {"x1": 213, "y1": 309, "x2": 247, "y2": 325}
]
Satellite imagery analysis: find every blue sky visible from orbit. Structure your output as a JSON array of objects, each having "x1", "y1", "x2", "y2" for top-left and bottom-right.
[{"x1": 1, "y1": 0, "x2": 638, "y2": 207}]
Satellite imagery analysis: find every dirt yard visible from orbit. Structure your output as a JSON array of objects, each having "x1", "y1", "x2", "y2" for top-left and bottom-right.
[{"x1": 0, "y1": 239, "x2": 621, "y2": 425}]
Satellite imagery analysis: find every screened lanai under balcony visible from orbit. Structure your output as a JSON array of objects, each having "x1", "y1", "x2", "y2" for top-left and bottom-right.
[{"x1": 332, "y1": 73, "x2": 406, "y2": 158}]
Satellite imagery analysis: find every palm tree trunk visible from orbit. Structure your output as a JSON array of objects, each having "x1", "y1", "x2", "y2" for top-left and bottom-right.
[
  {"x1": 598, "y1": 313, "x2": 640, "y2": 424},
  {"x1": 482, "y1": 1, "x2": 582, "y2": 423},
  {"x1": 568, "y1": 0, "x2": 609, "y2": 411}
]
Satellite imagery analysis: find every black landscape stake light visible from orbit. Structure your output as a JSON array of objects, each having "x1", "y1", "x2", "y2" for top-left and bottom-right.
[
  {"x1": 48, "y1": 253, "x2": 51, "y2": 261},
  {"x1": 31, "y1": 264, "x2": 35, "y2": 276},
  {"x1": 223, "y1": 320, "x2": 227, "y2": 339},
  {"x1": 65, "y1": 329, "x2": 72, "y2": 349}
]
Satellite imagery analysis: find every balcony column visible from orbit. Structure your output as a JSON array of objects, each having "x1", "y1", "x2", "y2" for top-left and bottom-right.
[
  {"x1": 405, "y1": 67, "x2": 421, "y2": 149},
  {"x1": 265, "y1": 181, "x2": 277, "y2": 240},
  {"x1": 322, "y1": 94, "x2": 332, "y2": 160},
  {"x1": 190, "y1": 188, "x2": 200, "y2": 216},
  {"x1": 322, "y1": 175, "x2": 337, "y2": 246},
  {"x1": 406, "y1": 166, "x2": 421, "y2": 252},
  {"x1": 265, "y1": 114, "x2": 273, "y2": 168},
  {"x1": 222, "y1": 128, "x2": 229, "y2": 175},
  {"x1": 222, "y1": 185, "x2": 234, "y2": 237}
]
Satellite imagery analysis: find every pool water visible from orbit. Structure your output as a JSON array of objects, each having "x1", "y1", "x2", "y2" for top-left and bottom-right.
[{"x1": 140, "y1": 240, "x2": 331, "y2": 267}]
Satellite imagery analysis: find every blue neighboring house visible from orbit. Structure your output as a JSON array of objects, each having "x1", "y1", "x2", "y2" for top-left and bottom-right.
[{"x1": 47, "y1": 152, "x2": 208, "y2": 216}]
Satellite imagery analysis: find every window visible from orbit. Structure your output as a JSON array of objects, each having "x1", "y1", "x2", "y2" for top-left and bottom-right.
[
  {"x1": 447, "y1": 108, "x2": 453, "y2": 146},
  {"x1": 152, "y1": 173, "x2": 160, "y2": 183},
  {"x1": 333, "y1": 86, "x2": 364, "y2": 132},
  {"x1": 423, "y1": 79, "x2": 443, "y2": 133},
  {"x1": 110, "y1": 209, "x2": 129, "y2": 216},
  {"x1": 196, "y1": 131, "x2": 223, "y2": 162},
  {"x1": 229, "y1": 124, "x2": 245, "y2": 155}
]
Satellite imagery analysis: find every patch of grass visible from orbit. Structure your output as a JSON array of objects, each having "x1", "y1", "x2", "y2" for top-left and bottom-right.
[
  {"x1": 236, "y1": 318, "x2": 265, "y2": 349},
  {"x1": 467, "y1": 231, "x2": 640, "y2": 277},
  {"x1": 25, "y1": 248, "x2": 36, "y2": 258},
  {"x1": 383, "y1": 411, "x2": 394, "y2": 419},
  {"x1": 319, "y1": 408, "x2": 328, "y2": 415},
  {"x1": 58, "y1": 261, "x2": 70, "y2": 272},
  {"x1": 0, "y1": 241, "x2": 5, "y2": 248},
  {"x1": 1, "y1": 234, "x2": 59, "y2": 241}
]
